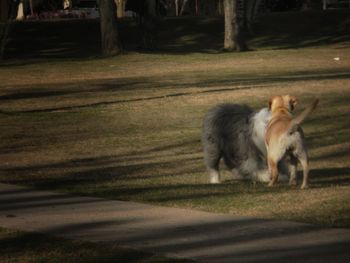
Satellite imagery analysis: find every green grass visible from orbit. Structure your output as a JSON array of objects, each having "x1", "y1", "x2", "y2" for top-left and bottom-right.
[
  {"x1": 0, "y1": 11, "x2": 350, "y2": 229},
  {"x1": 0, "y1": 228, "x2": 192, "y2": 263}
]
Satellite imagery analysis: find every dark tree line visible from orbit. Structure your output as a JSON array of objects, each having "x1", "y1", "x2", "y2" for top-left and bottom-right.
[
  {"x1": 0, "y1": 0, "x2": 268, "y2": 58},
  {"x1": 101, "y1": 0, "x2": 252, "y2": 55}
]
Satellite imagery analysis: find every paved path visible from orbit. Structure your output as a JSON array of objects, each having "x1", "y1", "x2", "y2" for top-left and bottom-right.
[{"x1": 0, "y1": 183, "x2": 349, "y2": 263}]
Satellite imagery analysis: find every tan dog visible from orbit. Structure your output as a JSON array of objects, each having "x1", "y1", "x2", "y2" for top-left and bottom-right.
[{"x1": 265, "y1": 95, "x2": 319, "y2": 189}]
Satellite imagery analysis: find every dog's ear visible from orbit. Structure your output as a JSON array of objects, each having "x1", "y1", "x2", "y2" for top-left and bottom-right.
[{"x1": 289, "y1": 96, "x2": 298, "y2": 111}]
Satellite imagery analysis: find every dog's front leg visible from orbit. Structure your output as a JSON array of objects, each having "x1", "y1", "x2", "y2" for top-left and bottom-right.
[{"x1": 268, "y1": 157, "x2": 279, "y2": 186}]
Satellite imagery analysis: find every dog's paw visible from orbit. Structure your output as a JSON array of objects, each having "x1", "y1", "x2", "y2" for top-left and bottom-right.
[
  {"x1": 268, "y1": 181, "x2": 275, "y2": 187},
  {"x1": 300, "y1": 183, "x2": 309, "y2": 190},
  {"x1": 210, "y1": 180, "x2": 220, "y2": 184},
  {"x1": 210, "y1": 177, "x2": 221, "y2": 184},
  {"x1": 289, "y1": 179, "x2": 297, "y2": 186},
  {"x1": 209, "y1": 171, "x2": 220, "y2": 184},
  {"x1": 255, "y1": 170, "x2": 271, "y2": 182}
]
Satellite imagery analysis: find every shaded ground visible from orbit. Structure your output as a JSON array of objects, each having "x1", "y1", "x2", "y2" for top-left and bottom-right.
[
  {"x1": 1, "y1": 183, "x2": 349, "y2": 263},
  {"x1": 0, "y1": 228, "x2": 191, "y2": 263}
]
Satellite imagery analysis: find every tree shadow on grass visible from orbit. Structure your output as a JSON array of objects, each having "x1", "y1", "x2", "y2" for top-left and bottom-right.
[
  {"x1": 0, "y1": 230, "x2": 191, "y2": 263},
  {"x1": 0, "y1": 138, "x2": 203, "y2": 189},
  {"x1": 309, "y1": 167, "x2": 350, "y2": 187},
  {"x1": 1, "y1": 67, "x2": 350, "y2": 114}
]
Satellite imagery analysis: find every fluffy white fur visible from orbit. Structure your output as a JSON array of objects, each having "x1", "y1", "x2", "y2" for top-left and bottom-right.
[{"x1": 252, "y1": 108, "x2": 270, "y2": 156}]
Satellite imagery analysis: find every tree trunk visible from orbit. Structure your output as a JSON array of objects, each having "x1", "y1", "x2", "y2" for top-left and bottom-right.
[
  {"x1": 99, "y1": 0, "x2": 123, "y2": 56},
  {"x1": 142, "y1": 0, "x2": 157, "y2": 50},
  {"x1": 180, "y1": 0, "x2": 189, "y2": 16},
  {"x1": 0, "y1": 0, "x2": 15, "y2": 59},
  {"x1": 217, "y1": 0, "x2": 223, "y2": 15},
  {"x1": 246, "y1": 0, "x2": 262, "y2": 30},
  {"x1": 29, "y1": 0, "x2": 34, "y2": 16},
  {"x1": 224, "y1": 0, "x2": 234, "y2": 50},
  {"x1": 16, "y1": 0, "x2": 25, "y2": 20},
  {"x1": 223, "y1": 0, "x2": 247, "y2": 52},
  {"x1": 116, "y1": 0, "x2": 125, "y2": 18},
  {"x1": 63, "y1": 0, "x2": 72, "y2": 10},
  {"x1": 195, "y1": 0, "x2": 199, "y2": 15},
  {"x1": 175, "y1": 0, "x2": 179, "y2": 16},
  {"x1": 0, "y1": 0, "x2": 9, "y2": 22},
  {"x1": 234, "y1": 0, "x2": 247, "y2": 51},
  {"x1": 203, "y1": 0, "x2": 218, "y2": 16},
  {"x1": 147, "y1": 0, "x2": 157, "y2": 16}
]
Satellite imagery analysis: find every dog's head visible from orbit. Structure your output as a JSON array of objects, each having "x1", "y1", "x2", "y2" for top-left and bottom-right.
[{"x1": 268, "y1": 95, "x2": 297, "y2": 113}]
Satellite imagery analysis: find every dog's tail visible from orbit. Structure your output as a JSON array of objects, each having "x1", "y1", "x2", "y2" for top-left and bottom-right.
[{"x1": 288, "y1": 99, "x2": 319, "y2": 134}]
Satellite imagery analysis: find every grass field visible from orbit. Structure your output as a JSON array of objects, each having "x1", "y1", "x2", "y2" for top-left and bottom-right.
[
  {"x1": 0, "y1": 228, "x2": 192, "y2": 263},
  {"x1": 0, "y1": 10, "x2": 350, "y2": 231}
]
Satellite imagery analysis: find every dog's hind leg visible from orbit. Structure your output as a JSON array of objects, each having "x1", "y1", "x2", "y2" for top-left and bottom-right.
[
  {"x1": 299, "y1": 154, "x2": 309, "y2": 189},
  {"x1": 204, "y1": 145, "x2": 221, "y2": 184},
  {"x1": 292, "y1": 142, "x2": 310, "y2": 189},
  {"x1": 288, "y1": 155, "x2": 298, "y2": 186}
]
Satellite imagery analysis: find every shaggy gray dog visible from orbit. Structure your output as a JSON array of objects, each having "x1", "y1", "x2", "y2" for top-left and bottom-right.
[{"x1": 202, "y1": 103, "x2": 278, "y2": 183}]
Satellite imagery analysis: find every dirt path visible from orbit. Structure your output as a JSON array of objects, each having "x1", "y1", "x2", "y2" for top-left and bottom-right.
[{"x1": 0, "y1": 183, "x2": 349, "y2": 263}]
